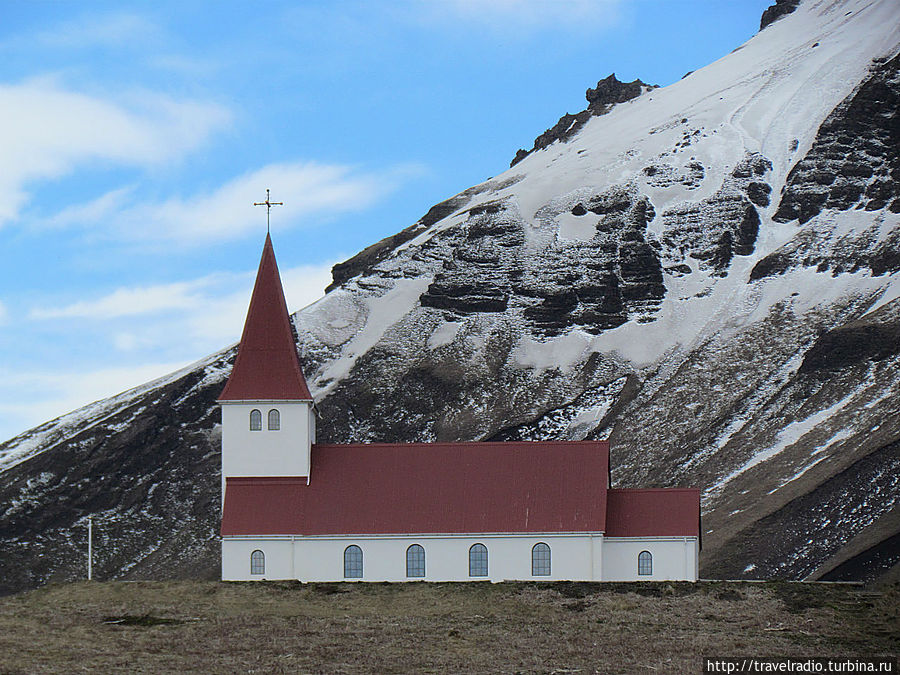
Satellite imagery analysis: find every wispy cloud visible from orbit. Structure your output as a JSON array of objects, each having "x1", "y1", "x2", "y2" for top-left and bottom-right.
[
  {"x1": 185, "y1": 262, "x2": 335, "y2": 344},
  {"x1": 0, "y1": 300, "x2": 7, "y2": 324},
  {"x1": 28, "y1": 262, "x2": 335, "y2": 342},
  {"x1": 414, "y1": 0, "x2": 624, "y2": 35},
  {"x1": 45, "y1": 161, "x2": 422, "y2": 244},
  {"x1": 29, "y1": 279, "x2": 210, "y2": 320},
  {"x1": 32, "y1": 11, "x2": 163, "y2": 50},
  {"x1": 43, "y1": 186, "x2": 136, "y2": 231},
  {"x1": 6, "y1": 261, "x2": 334, "y2": 441},
  {"x1": 0, "y1": 361, "x2": 191, "y2": 443},
  {"x1": 0, "y1": 78, "x2": 231, "y2": 228}
]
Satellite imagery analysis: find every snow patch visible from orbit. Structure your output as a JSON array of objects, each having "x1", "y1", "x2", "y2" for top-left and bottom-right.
[
  {"x1": 555, "y1": 211, "x2": 596, "y2": 241},
  {"x1": 314, "y1": 276, "x2": 434, "y2": 395},
  {"x1": 427, "y1": 322, "x2": 461, "y2": 350}
]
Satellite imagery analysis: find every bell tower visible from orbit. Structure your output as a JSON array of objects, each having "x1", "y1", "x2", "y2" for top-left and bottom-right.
[{"x1": 218, "y1": 232, "x2": 315, "y2": 501}]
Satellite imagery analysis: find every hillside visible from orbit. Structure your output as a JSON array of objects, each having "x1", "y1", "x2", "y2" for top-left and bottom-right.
[
  {"x1": 0, "y1": 581, "x2": 896, "y2": 673},
  {"x1": 1, "y1": 0, "x2": 899, "y2": 595}
]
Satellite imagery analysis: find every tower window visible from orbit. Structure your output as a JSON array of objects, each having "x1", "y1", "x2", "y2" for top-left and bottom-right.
[
  {"x1": 344, "y1": 545, "x2": 363, "y2": 578},
  {"x1": 638, "y1": 550, "x2": 652, "y2": 576},
  {"x1": 250, "y1": 549, "x2": 265, "y2": 575},
  {"x1": 532, "y1": 542, "x2": 551, "y2": 576},
  {"x1": 268, "y1": 409, "x2": 280, "y2": 431},
  {"x1": 469, "y1": 543, "x2": 488, "y2": 577},
  {"x1": 406, "y1": 544, "x2": 425, "y2": 578},
  {"x1": 249, "y1": 409, "x2": 262, "y2": 431}
]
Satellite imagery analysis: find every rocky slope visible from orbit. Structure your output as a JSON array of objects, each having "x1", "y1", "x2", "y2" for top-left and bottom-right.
[{"x1": 1, "y1": 0, "x2": 898, "y2": 595}]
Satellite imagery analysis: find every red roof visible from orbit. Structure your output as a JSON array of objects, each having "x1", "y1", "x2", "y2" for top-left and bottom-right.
[
  {"x1": 221, "y1": 441, "x2": 610, "y2": 535},
  {"x1": 219, "y1": 234, "x2": 312, "y2": 401},
  {"x1": 605, "y1": 488, "x2": 700, "y2": 537}
]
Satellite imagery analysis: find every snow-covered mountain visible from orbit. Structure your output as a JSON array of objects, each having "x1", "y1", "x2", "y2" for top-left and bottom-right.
[{"x1": 1, "y1": 0, "x2": 898, "y2": 594}]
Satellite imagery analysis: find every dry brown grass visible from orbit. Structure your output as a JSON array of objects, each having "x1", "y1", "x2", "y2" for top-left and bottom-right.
[{"x1": 0, "y1": 580, "x2": 895, "y2": 674}]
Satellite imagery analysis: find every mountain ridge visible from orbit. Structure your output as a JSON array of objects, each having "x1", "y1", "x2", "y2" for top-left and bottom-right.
[{"x1": 1, "y1": 0, "x2": 898, "y2": 595}]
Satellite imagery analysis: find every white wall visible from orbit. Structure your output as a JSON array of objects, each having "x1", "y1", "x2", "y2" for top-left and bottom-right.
[
  {"x1": 223, "y1": 534, "x2": 605, "y2": 582},
  {"x1": 602, "y1": 537, "x2": 699, "y2": 581},
  {"x1": 223, "y1": 534, "x2": 698, "y2": 582},
  {"x1": 222, "y1": 539, "x2": 296, "y2": 581},
  {"x1": 220, "y1": 401, "x2": 312, "y2": 499}
]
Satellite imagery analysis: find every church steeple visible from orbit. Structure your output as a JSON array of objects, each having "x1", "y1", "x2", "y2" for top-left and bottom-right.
[
  {"x1": 218, "y1": 232, "x2": 317, "y2": 498},
  {"x1": 219, "y1": 233, "x2": 311, "y2": 401}
]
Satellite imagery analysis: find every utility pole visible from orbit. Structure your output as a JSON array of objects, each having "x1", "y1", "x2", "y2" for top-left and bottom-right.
[{"x1": 87, "y1": 517, "x2": 93, "y2": 581}]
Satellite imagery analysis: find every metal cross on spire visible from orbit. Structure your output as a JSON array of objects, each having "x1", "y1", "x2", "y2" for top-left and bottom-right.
[{"x1": 253, "y1": 188, "x2": 283, "y2": 233}]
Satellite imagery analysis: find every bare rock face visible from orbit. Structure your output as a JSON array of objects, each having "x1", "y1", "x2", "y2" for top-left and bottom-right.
[
  {"x1": 759, "y1": 0, "x2": 802, "y2": 31},
  {"x1": 511, "y1": 74, "x2": 657, "y2": 167},
  {"x1": 800, "y1": 304, "x2": 900, "y2": 374},
  {"x1": 751, "y1": 54, "x2": 900, "y2": 283},
  {"x1": 418, "y1": 187, "x2": 665, "y2": 335},
  {"x1": 327, "y1": 181, "x2": 505, "y2": 293},
  {"x1": 660, "y1": 153, "x2": 770, "y2": 276},
  {"x1": 773, "y1": 54, "x2": 900, "y2": 225}
]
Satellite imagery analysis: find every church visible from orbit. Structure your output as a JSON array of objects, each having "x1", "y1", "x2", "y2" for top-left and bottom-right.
[{"x1": 220, "y1": 234, "x2": 700, "y2": 582}]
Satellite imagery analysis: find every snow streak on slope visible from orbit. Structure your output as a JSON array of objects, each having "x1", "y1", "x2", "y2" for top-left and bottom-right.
[{"x1": 0, "y1": 354, "x2": 223, "y2": 475}]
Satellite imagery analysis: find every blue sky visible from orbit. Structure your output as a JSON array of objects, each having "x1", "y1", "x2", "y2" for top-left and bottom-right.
[{"x1": 0, "y1": 0, "x2": 771, "y2": 442}]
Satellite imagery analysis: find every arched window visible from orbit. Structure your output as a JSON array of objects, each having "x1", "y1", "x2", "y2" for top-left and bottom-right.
[
  {"x1": 469, "y1": 543, "x2": 488, "y2": 577},
  {"x1": 406, "y1": 544, "x2": 425, "y2": 578},
  {"x1": 532, "y1": 542, "x2": 551, "y2": 576},
  {"x1": 268, "y1": 409, "x2": 280, "y2": 431},
  {"x1": 250, "y1": 549, "x2": 265, "y2": 575},
  {"x1": 249, "y1": 409, "x2": 262, "y2": 431},
  {"x1": 638, "y1": 550, "x2": 652, "y2": 576},
  {"x1": 344, "y1": 545, "x2": 363, "y2": 578}
]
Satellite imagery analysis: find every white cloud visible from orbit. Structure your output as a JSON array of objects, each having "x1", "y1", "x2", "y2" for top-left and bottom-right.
[
  {"x1": 47, "y1": 161, "x2": 421, "y2": 244},
  {"x1": 282, "y1": 263, "x2": 338, "y2": 313},
  {"x1": 0, "y1": 78, "x2": 231, "y2": 228},
  {"x1": 0, "y1": 300, "x2": 7, "y2": 324},
  {"x1": 112, "y1": 332, "x2": 146, "y2": 352}
]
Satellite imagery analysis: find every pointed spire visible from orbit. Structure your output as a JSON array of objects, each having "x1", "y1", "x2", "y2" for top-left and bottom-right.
[{"x1": 219, "y1": 233, "x2": 312, "y2": 401}]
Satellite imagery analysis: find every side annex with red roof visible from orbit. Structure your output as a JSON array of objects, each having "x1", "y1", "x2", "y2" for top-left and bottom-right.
[{"x1": 220, "y1": 235, "x2": 700, "y2": 583}]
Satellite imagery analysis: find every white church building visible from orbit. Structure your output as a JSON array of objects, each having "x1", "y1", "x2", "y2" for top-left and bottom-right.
[{"x1": 220, "y1": 234, "x2": 700, "y2": 582}]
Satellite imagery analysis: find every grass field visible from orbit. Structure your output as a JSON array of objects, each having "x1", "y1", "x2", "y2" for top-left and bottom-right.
[{"x1": 0, "y1": 580, "x2": 896, "y2": 673}]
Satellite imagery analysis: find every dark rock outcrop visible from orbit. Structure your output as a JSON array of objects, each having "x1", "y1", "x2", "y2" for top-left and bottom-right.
[
  {"x1": 511, "y1": 74, "x2": 657, "y2": 167},
  {"x1": 759, "y1": 0, "x2": 801, "y2": 31},
  {"x1": 660, "y1": 153, "x2": 770, "y2": 276},
  {"x1": 418, "y1": 188, "x2": 665, "y2": 336},
  {"x1": 774, "y1": 53, "x2": 900, "y2": 224},
  {"x1": 328, "y1": 177, "x2": 524, "y2": 292},
  {"x1": 800, "y1": 309, "x2": 900, "y2": 373}
]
